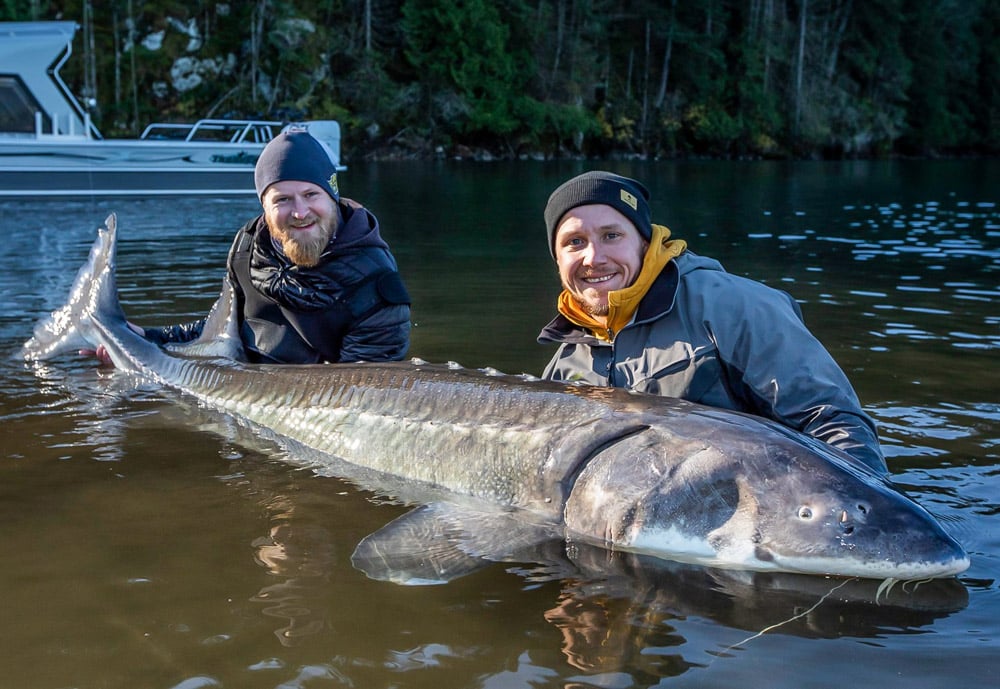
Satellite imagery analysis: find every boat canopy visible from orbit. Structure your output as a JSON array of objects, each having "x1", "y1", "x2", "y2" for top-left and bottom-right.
[{"x1": 0, "y1": 21, "x2": 93, "y2": 138}]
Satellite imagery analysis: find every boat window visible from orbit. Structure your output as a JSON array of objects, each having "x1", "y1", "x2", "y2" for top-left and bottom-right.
[{"x1": 0, "y1": 76, "x2": 44, "y2": 133}]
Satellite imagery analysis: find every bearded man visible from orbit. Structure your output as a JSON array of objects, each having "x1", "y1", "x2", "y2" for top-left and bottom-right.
[{"x1": 131, "y1": 130, "x2": 410, "y2": 363}]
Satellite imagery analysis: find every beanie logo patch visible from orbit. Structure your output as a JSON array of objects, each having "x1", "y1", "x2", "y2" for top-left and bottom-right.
[
  {"x1": 620, "y1": 189, "x2": 638, "y2": 211},
  {"x1": 328, "y1": 173, "x2": 339, "y2": 197}
]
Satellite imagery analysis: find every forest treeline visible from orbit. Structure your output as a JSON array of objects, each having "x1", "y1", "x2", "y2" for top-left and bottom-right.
[{"x1": 5, "y1": 1, "x2": 999, "y2": 160}]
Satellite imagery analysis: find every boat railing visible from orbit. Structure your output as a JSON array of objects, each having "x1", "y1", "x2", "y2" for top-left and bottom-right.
[
  {"x1": 140, "y1": 119, "x2": 283, "y2": 145},
  {"x1": 33, "y1": 110, "x2": 94, "y2": 140}
]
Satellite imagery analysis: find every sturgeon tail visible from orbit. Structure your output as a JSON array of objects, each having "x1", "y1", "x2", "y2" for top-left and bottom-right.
[
  {"x1": 22, "y1": 213, "x2": 127, "y2": 363},
  {"x1": 23, "y1": 213, "x2": 246, "y2": 367}
]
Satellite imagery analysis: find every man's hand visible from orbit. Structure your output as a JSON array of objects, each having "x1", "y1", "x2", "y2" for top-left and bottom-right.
[
  {"x1": 79, "y1": 322, "x2": 145, "y2": 366},
  {"x1": 79, "y1": 344, "x2": 114, "y2": 365}
]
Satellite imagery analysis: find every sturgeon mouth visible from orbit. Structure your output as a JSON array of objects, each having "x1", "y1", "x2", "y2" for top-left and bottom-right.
[{"x1": 764, "y1": 552, "x2": 972, "y2": 580}]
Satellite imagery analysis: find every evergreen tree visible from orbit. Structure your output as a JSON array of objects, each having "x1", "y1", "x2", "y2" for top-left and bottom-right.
[{"x1": 2, "y1": 0, "x2": 993, "y2": 157}]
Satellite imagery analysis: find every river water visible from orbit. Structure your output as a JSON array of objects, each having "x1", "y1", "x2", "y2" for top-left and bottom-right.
[{"x1": 1, "y1": 159, "x2": 997, "y2": 688}]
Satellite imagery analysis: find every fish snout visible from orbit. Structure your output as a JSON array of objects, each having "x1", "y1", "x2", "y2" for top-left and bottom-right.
[
  {"x1": 836, "y1": 500, "x2": 872, "y2": 536},
  {"x1": 794, "y1": 498, "x2": 871, "y2": 538}
]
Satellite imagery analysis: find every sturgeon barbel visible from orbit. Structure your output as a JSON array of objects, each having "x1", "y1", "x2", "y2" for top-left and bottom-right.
[{"x1": 23, "y1": 215, "x2": 970, "y2": 584}]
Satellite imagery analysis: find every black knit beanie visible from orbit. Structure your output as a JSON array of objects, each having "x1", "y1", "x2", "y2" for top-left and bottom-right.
[
  {"x1": 543, "y1": 171, "x2": 651, "y2": 258},
  {"x1": 254, "y1": 130, "x2": 340, "y2": 201}
]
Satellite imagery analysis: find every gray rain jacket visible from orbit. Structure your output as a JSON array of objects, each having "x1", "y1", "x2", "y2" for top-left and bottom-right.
[{"x1": 538, "y1": 251, "x2": 887, "y2": 473}]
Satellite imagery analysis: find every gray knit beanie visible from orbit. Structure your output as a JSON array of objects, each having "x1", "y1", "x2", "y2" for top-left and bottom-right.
[
  {"x1": 543, "y1": 171, "x2": 651, "y2": 258},
  {"x1": 254, "y1": 130, "x2": 340, "y2": 201}
]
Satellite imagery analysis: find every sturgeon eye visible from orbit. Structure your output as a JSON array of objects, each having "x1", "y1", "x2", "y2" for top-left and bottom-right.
[{"x1": 797, "y1": 506, "x2": 814, "y2": 520}]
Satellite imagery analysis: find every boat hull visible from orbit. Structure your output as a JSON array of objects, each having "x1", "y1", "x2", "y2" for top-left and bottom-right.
[{"x1": 0, "y1": 166, "x2": 255, "y2": 197}]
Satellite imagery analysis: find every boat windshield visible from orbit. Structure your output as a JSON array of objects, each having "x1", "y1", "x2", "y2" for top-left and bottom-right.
[{"x1": 0, "y1": 76, "x2": 43, "y2": 134}]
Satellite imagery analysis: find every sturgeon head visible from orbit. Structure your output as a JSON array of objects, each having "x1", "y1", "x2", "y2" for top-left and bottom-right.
[{"x1": 562, "y1": 406, "x2": 970, "y2": 580}]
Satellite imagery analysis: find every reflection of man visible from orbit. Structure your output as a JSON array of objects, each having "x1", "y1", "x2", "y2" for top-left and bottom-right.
[
  {"x1": 252, "y1": 512, "x2": 336, "y2": 645},
  {"x1": 538, "y1": 171, "x2": 886, "y2": 473},
  {"x1": 544, "y1": 593, "x2": 634, "y2": 672},
  {"x1": 542, "y1": 569, "x2": 698, "y2": 679}
]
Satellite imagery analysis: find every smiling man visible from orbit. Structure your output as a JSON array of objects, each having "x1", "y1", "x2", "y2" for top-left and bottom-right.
[
  {"x1": 140, "y1": 130, "x2": 411, "y2": 364},
  {"x1": 537, "y1": 171, "x2": 887, "y2": 473}
]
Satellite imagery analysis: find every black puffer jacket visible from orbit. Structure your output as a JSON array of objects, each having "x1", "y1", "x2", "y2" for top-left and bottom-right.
[{"x1": 145, "y1": 198, "x2": 410, "y2": 364}]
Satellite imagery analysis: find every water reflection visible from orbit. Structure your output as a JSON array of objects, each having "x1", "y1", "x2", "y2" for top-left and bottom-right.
[
  {"x1": 534, "y1": 545, "x2": 967, "y2": 670},
  {"x1": 0, "y1": 162, "x2": 996, "y2": 689},
  {"x1": 17, "y1": 359, "x2": 166, "y2": 463},
  {"x1": 251, "y1": 496, "x2": 338, "y2": 645}
]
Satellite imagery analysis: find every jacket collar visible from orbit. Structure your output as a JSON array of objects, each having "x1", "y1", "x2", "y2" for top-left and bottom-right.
[{"x1": 538, "y1": 257, "x2": 681, "y2": 345}]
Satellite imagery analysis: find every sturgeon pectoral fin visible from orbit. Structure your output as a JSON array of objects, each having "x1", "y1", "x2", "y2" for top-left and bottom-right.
[{"x1": 350, "y1": 503, "x2": 556, "y2": 585}]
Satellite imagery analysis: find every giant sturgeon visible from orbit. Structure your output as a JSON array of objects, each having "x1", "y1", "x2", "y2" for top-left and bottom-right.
[{"x1": 23, "y1": 215, "x2": 969, "y2": 585}]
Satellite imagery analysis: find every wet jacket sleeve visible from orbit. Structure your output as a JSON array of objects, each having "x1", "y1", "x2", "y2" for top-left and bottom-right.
[
  {"x1": 140, "y1": 275, "x2": 241, "y2": 345},
  {"x1": 142, "y1": 317, "x2": 206, "y2": 345},
  {"x1": 710, "y1": 281, "x2": 887, "y2": 473}
]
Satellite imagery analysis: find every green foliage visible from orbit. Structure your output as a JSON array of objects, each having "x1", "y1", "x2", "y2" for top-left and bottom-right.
[
  {"x1": 0, "y1": 0, "x2": 37, "y2": 21},
  {"x1": 973, "y1": 0, "x2": 1000, "y2": 151},
  {"x1": 684, "y1": 102, "x2": 742, "y2": 154},
  {"x1": 12, "y1": 0, "x2": 995, "y2": 158},
  {"x1": 401, "y1": 0, "x2": 531, "y2": 141},
  {"x1": 899, "y1": 0, "x2": 982, "y2": 154}
]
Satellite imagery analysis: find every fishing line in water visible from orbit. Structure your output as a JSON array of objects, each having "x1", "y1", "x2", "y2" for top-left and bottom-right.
[{"x1": 720, "y1": 578, "x2": 857, "y2": 654}]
